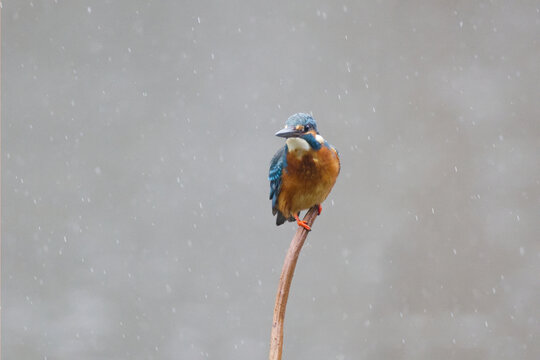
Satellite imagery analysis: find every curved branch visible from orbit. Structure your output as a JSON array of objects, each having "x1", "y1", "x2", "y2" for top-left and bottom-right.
[{"x1": 269, "y1": 206, "x2": 319, "y2": 360}]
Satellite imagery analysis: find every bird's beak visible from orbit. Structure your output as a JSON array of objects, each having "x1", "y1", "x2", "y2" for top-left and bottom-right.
[{"x1": 275, "y1": 126, "x2": 302, "y2": 138}]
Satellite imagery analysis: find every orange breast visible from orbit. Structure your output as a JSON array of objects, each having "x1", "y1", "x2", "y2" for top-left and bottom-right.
[{"x1": 277, "y1": 146, "x2": 340, "y2": 218}]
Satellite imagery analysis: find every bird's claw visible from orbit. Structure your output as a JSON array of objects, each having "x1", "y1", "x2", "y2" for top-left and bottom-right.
[
  {"x1": 294, "y1": 214, "x2": 311, "y2": 231},
  {"x1": 296, "y1": 220, "x2": 311, "y2": 231},
  {"x1": 317, "y1": 204, "x2": 322, "y2": 215}
]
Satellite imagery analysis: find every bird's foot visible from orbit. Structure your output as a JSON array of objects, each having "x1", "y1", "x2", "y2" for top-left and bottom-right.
[
  {"x1": 294, "y1": 214, "x2": 311, "y2": 231},
  {"x1": 317, "y1": 204, "x2": 322, "y2": 215}
]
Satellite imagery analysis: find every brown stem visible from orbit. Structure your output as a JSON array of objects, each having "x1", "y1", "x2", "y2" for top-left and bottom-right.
[{"x1": 269, "y1": 206, "x2": 319, "y2": 360}]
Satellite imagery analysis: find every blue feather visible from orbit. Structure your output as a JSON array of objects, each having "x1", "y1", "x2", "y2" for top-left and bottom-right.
[
  {"x1": 269, "y1": 145, "x2": 288, "y2": 214},
  {"x1": 301, "y1": 134, "x2": 322, "y2": 150}
]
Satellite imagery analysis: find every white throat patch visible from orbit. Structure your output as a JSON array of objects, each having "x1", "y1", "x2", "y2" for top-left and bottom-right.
[{"x1": 286, "y1": 137, "x2": 310, "y2": 152}]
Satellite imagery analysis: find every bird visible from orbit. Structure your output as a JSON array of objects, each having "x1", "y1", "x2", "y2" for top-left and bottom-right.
[{"x1": 269, "y1": 113, "x2": 340, "y2": 231}]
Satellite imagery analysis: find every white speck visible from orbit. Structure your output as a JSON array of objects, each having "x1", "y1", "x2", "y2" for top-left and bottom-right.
[
  {"x1": 516, "y1": 215, "x2": 520, "y2": 222},
  {"x1": 87, "y1": 6, "x2": 92, "y2": 14},
  {"x1": 64, "y1": 235, "x2": 67, "y2": 243},
  {"x1": 519, "y1": 247, "x2": 525, "y2": 256},
  {"x1": 415, "y1": 215, "x2": 419, "y2": 221},
  {"x1": 399, "y1": 312, "x2": 403, "y2": 318},
  {"x1": 142, "y1": 91, "x2": 148, "y2": 97},
  {"x1": 197, "y1": 16, "x2": 201, "y2": 24},
  {"x1": 165, "y1": 284, "x2": 172, "y2": 293},
  {"x1": 484, "y1": 320, "x2": 489, "y2": 328},
  {"x1": 94, "y1": 167, "x2": 102, "y2": 175},
  {"x1": 454, "y1": 166, "x2": 458, "y2": 173},
  {"x1": 452, "y1": 338, "x2": 456, "y2": 344},
  {"x1": 372, "y1": 106, "x2": 376, "y2": 113},
  {"x1": 431, "y1": 207, "x2": 435, "y2": 214},
  {"x1": 257, "y1": 279, "x2": 262, "y2": 286},
  {"x1": 459, "y1": 21, "x2": 463, "y2": 28},
  {"x1": 452, "y1": 248, "x2": 457, "y2": 255},
  {"x1": 127, "y1": 47, "x2": 132, "y2": 53},
  {"x1": 492, "y1": 287, "x2": 496, "y2": 294},
  {"x1": 199, "y1": 202, "x2": 203, "y2": 209},
  {"x1": 402, "y1": 338, "x2": 406, "y2": 344}
]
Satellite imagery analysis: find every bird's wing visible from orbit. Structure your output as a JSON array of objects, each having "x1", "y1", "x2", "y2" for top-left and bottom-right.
[{"x1": 268, "y1": 145, "x2": 287, "y2": 214}]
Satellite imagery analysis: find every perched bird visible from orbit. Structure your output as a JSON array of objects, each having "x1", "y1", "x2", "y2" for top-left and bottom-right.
[{"x1": 269, "y1": 113, "x2": 340, "y2": 231}]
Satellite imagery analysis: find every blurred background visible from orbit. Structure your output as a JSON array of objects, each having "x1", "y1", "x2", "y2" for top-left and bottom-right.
[{"x1": 3, "y1": 1, "x2": 540, "y2": 359}]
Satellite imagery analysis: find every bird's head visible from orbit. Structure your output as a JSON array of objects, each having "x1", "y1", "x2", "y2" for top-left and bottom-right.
[
  {"x1": 275, "y1": 113, "x2": 324, "y2": 151},
  {"x1": 275, "y1": 113, "x2": 318, "y2": 138}
]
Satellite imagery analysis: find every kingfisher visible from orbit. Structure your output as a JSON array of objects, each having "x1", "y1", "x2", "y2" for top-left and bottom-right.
[{"x1": 269, "y1": 113, "x2": 340, "y2": 231}]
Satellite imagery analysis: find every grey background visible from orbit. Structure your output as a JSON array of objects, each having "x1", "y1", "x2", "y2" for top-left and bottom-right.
[{"x1": 3, "y1": 1, "x2": 540, "y2": 359}]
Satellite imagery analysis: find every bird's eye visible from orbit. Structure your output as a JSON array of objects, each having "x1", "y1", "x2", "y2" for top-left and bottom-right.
[{"x1": 304, "y1": 124, "x2": 310, "y2": 131}]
